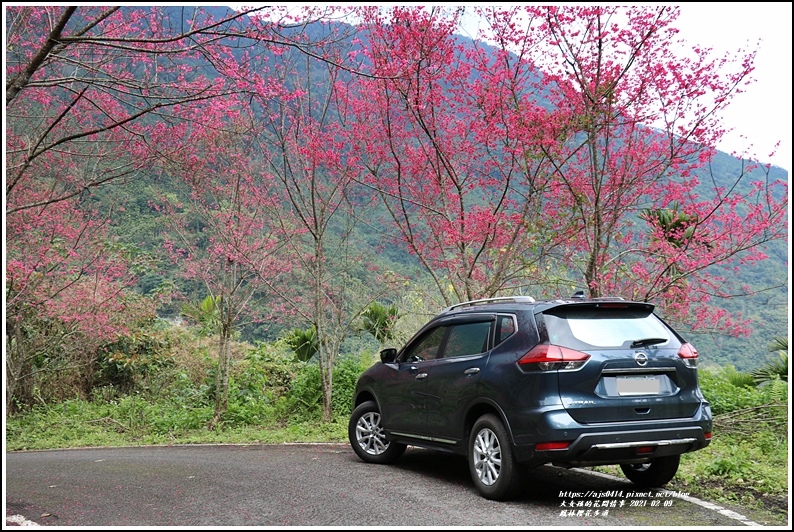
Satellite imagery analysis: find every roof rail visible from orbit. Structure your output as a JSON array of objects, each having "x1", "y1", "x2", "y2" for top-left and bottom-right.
[{"x1": 442, "y1": 296, "x2": 536, "y2": 313}]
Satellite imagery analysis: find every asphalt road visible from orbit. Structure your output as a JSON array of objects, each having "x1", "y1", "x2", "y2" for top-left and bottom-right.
[{"x1": 5, "y1": 443, "x2": 764, "y2": 527}]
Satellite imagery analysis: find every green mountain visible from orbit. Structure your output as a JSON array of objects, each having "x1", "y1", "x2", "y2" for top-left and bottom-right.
[{"x1": 100, "y1": 8, "x2": 789, "y2": 372}]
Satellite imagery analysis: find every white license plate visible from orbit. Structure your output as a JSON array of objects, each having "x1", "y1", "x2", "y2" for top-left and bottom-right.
[{"x1": 617, "y1": 375, "x2": 661, "y2": 396}]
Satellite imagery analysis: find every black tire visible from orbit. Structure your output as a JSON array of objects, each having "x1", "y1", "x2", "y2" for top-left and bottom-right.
[
  {"x1": 348, "y1": 400, "x2": 406, "y2": 464},
  {"x1": 620, "y1": 455, "x2": 681, "y2": 487},
  {"x1": 468, "y1": 413, "x2": 522, "y2": 501}
]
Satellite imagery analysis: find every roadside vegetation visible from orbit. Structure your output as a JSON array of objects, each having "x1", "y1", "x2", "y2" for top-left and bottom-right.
[{"x1": 5, "y1": 325, "x2": 788, "y2": 525}]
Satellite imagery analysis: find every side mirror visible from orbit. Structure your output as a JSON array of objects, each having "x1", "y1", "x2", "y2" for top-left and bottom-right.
[{"x1": 380, "y1": 348, "x2": 398, "y2": 363}]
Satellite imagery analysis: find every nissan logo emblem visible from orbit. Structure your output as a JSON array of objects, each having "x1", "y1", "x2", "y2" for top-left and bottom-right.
[{"x1": 634, "y1": 352, "x2": 649, "y2": 366}]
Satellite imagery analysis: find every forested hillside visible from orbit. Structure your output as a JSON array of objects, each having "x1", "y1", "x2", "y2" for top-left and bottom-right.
[
  {"x1": 103, "y1": 150, "x2": 788, "y2": 372},
  {"x1": 5, "y1": 5, "x2": 788, "y2": 422},
  {"x1": 103, "y1": 7, "x2": 789, "y2": 372}
]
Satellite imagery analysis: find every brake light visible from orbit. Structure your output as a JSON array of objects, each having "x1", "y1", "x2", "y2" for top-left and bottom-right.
[
  {"x1": 704, "y1": 432, "x2": 712, "y2": 440},
  {"x1": 518, "y1": 345, "x2": 590, "y2": 371},
  {"x1": 536, "y1": 441, "x2": 571, "y2": 451},
  {"x1": 678, "y1": 342, "x2": 698, "y2": 368}
]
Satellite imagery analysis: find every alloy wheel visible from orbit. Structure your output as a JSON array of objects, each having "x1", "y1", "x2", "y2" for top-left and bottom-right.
[
  {"x1": 472, "y1": 427, "x2": 501, "y2": 486},
  {"x1": 355, "y1": 411, "x2": 389, "y2": 455}
]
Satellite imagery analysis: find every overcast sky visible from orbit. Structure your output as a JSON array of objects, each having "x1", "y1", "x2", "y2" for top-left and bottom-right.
[{"x1": 674, "y1": 2, "x2": 791, "y2": 172}]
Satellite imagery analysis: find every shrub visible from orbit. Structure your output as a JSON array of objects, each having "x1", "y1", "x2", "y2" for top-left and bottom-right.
[
  {"x1": 331, "y1": 352, "x2": 376, "y2": 417},
  {"x1": 267, "y1": 351, "x2": 375, "y2": 424},
  {"x1": 717, "y1": 364, "x2": 755, "y2": 388},
  {"x1": 97, "y1": 329, "x2": 175, "y2": 394},
  {"x1": 220, "y1": 341, "x2": 374, "y2": 426},
  {"x1": 276, "y1": 362, "x2": 323, "y2": 422},
  {"x1": 231, "y1": 340, "x2": 298, "y2": 402},
  {"x1": 699, "y1": 368, "x2": 761, "y2": 415}
]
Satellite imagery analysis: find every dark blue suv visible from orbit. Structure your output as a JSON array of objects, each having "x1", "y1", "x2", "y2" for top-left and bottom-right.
[{"x1": 348, "y1": 295, "x2": 712, "y2": 500}]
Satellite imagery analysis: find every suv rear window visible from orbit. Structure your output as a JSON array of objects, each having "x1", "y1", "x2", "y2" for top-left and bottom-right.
[
  {"x1": 495, "y1": 315, "x2": 516, "y2": 346},
  {"x1": 541, "y1": 305, "x2": 671, "y2": 349}
]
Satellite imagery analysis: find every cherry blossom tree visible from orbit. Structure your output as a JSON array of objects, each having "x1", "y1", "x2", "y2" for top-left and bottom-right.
[
  {"x1": 349, "y1": 6, "x2": 569, "y2": 306},
  {"x1": 348, "y1": 5, "x2": 787, "y2": 336},
  {"x1": 4, "y1": 5, "x2": 269, "y2": 414},
  {"x1": 156, "y1": 106, "x2": 299, "y2": 424},
  {"x1": 3, "y1": 5, "x2": 360, "y2": 415},
  {"x1": 474, "y1": 5, "x2": 787, "y2": 334},
  {"x1": 5, "y1": 183, "x2": 156, "y2": 412},
  {"x1": 251, "y1": 37, "x2": 397, "y2": 422}
]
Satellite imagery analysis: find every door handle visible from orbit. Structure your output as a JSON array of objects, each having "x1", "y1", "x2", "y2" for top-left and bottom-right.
[
  {"x1": 415, "y1": 373, "x2": 428, "y2": 380},
  {"x1": 464, "y1": 367, "x2": 480, "y2": 375}
]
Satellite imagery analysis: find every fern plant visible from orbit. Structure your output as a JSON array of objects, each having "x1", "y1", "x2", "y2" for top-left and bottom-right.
[
  {"x1": 180, "y1": 295, "x2": 222, "y2": 337},
  {"x1": 719, "y1": 364, "x2": 756, "y2": 388},
  {"x1": 752, "y1": 337, "x2": 789, "y2": 385},
  {"x1": 283, "y1": 325, "x2": 318, "y2": 363},
  {"x1": 358, "y1": 301, "x2": 400, "y2": 349}
]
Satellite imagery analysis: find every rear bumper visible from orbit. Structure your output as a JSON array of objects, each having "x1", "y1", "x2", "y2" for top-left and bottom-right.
[{"x1": 512, "y1": 404, "x2": 712, "y2": 467}]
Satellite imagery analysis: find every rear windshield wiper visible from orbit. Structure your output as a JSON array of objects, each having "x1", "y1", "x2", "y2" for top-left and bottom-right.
[{"x1": 630, "y1": 337, "x2": 667, "y2": 348}]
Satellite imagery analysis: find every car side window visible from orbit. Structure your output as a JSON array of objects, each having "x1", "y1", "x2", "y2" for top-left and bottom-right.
[
  {"x1": 495, "y1": 315, "x2": 516, "y2": 346},
  {"x1": 402, "y1": 326, "x2": 446, "y2": 362},
  {"x1": 442, "y1": 321, "x2": 492, "y2": 359}
]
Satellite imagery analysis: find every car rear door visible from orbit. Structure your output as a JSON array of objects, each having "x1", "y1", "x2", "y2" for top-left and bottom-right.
[{"x1": 424, "y1": 315, "x2": 495, "y2": 442}]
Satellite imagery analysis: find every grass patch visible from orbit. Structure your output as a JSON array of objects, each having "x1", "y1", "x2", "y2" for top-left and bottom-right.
[{"x1": 5, "y1": 399, "x2": 348, "y2": 451}]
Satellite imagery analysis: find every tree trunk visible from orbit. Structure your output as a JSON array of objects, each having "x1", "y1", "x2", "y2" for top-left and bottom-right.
[
  {"x1": 6, "y1": 317, "x2": 35, "y2": 414},
  {"x1": 320, "y1": 351, "x2": 334, "y2": 423},
  {"x1": 213, "y1": 326, "x2": 231, "y2": 425}
]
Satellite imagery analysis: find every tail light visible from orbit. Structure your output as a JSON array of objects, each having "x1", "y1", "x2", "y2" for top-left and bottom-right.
[
  {"x1": 678, "y1": 342, "x2": 698, "y2": 368},
  {"x1": 536, "y1": 441, "x2": 571, "y2": 451},
  {"x1": 518, "y1": 344, "x2": 590, "y2": 371}
]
